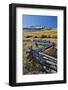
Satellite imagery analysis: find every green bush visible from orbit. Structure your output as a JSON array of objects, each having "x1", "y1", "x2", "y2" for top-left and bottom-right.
[
  {"x1": 47, "y1": 35, "x2": 51, "y2": 38},
  {"x1": 26, "y1": 35, "x2": 32, "y2": 38},
  {"x1": 51, "y1": 35, "x2": 57, "y2": 38},
  {"x1": 34, "y1": 36, "x2": 38, "y2": 38},
  {"x1": 41, "y1": 35, "x2": 47, "y2": 38}
]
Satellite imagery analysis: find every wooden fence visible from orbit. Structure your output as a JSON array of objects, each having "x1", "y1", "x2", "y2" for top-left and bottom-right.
[
  {"x1": 27, "y1": 41, "x2": 57, "y2": 73},
  {"x1": 28, "y1": 49, "x2": 57, "y2": 73}
]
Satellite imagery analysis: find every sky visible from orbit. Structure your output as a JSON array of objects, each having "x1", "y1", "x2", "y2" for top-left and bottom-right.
[{"x1": 23, "y1": 15, "x2": 57, "y2": 28}]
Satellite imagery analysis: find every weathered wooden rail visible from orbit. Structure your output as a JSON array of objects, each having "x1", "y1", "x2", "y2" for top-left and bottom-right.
[
  {"x1": 35, "y1": 41, "x2": 54, "y2": 52},
  {"x1": 27, "y1": 40, "x2": 57, "y2": 73},
  {"x1": 28, "y1": 49, "x2": 57, "y2": 73}
]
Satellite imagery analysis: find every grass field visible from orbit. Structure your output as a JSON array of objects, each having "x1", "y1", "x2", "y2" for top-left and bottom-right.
[
  {"x1": 24, "y1": 29, "x2": 57, "y2": 38},
  {"x1": 23, "y1": 29, "x2": 57, "y2": 74}
]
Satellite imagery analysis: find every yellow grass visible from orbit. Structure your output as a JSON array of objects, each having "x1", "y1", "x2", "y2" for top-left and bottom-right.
[{"x1": 23, "y1": 29, "x2": 57, "y2": 38}]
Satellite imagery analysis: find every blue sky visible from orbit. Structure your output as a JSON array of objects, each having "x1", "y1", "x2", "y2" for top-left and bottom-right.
[{"x1": 23, "y1": 15, "x2": 57, "y2": 28}]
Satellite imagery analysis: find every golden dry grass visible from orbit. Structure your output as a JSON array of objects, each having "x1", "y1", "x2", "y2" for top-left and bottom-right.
[
  {"x1": 23, "y1": 29, "x2": 57, "y2": 38},
  {"x1": 23, "y1": 29, "x2": 57, "y2": 74}
]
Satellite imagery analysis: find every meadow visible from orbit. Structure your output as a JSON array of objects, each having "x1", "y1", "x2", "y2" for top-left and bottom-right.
[
  {"x1": 23, "y1": 29, "x2": 57, "y2": 74},
  {"x1": 24, "y1": 29, "x2": 57, "y2": 39}
]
